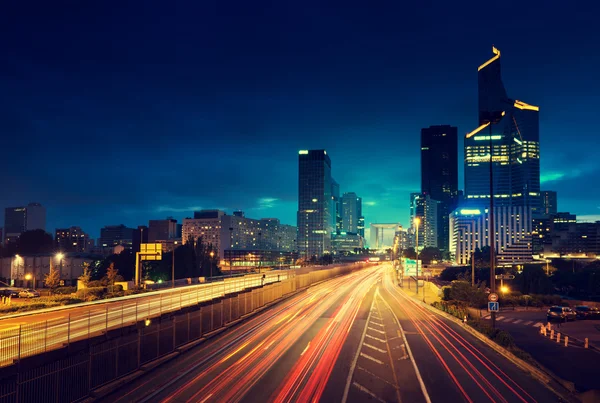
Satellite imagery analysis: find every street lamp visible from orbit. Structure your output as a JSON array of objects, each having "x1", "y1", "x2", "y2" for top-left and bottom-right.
[
  {"x1": 500, "y1": 285, "x2": 509, "y2": 294},
  {"x1": 56, "y1": 252, "x2": 64, "y2": 278},
  {"x1": 414, "y1": 217, "x2": 421, "y2": 297},
  {"x1": 24, "y1": 273, "x2": 34, "y2": 290},
  {"x1": 209, "y1": 251, "x2": 214, "y2": 278}
]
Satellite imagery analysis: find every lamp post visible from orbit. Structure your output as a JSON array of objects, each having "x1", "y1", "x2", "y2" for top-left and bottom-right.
[
  {"x1": 24, "y1": 273, "x2": 32, "y2": 289},
  {"x1": 56, "y1": 253, "x2": 64, "y2": 278},
  {"x1": 209, "y1": 251, "x2": 214, "y2": 278},
  {"x1": 12, "y1": 255, "x2": 21, "y2": 286},
  {"x1": 414, "y1": 217, "x2": 421, "y2": 297},
  {"x1": 229, "y1": 227, "x2": 234, "y2": 274},
  {"x1": 172, "y1": 241, "x2": 177, "y2": 288}
]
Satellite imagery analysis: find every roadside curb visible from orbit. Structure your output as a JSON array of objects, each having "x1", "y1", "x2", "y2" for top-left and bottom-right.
[
  {"x1": 554, "y1": 331, "x2": 600, "y2": 354},
  {"x1": 401, "y1": 289, "x2": 579, "y2": 403}
]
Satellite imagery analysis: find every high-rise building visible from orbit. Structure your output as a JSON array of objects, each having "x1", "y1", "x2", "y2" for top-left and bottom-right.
[
  {"x1": 465, "y1": 47, "x2": 541, "y2": 215},
  {"x1": 55, "y1": 226, "x2": 91, "y2": 253},
  {"x1": 541, "y1": 191, "x2": 557, "y2": 216},
  {"x1": 331, "y1": 179, "x2": 342, "y2": 234},
  {"x1": 450, "y1": 206, "x2": 533, "y2": 266},
  {"x1": 421, "y1": 125, "x2": 458, "y2": 252},
  {"x1": 297, "y1": 150, "x2": 332, "y2": 258},
  {"x1": 148, "y1": 218, "x2": 178, "y2": 242},
  {"x1": 3, "y1": 202, "x2": 46, "y2": 243},
  {"x1": 410, "y1": 193, "x2": 439, "y2": 250},
  {"x1": 99, "y1": 224, "x2": 135, "y2": 248},
  {"x1": 341, "y1": 192, "x2": 362, "y2": 234}
]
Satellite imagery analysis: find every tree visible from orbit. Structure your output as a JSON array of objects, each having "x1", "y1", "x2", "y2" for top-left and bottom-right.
[
  {"x1": 516, "y1": 265, "x2": 553, "y2": 295},
  {"x1": 17, "y1": 230, "x2": 54, "y2": 255},
  {"x1": 419, "y1": 247, "x2": 442, "y2": 264},
  {"x1": 106, "y1": 262, "x2": 119, "y2": 292},
  {"x1": 79, "y1": 261, "x2": 91, "y2": 288},
  {"x1": 402, "y1": 247, "x2": 416, "y2": 259},
  {"x1": 44, "y1": 264, "x2": 61, "y2": 293}
]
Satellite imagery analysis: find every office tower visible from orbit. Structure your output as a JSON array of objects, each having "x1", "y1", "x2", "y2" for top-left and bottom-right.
[
  {"x1": 331, "y1": 179, "x2": 342, "y2": 234},
  {"x1": 409, "y1": 193, "x2": 439, "y2": 250},
  {"x1": 541, "y1": 191, "x2": 557, "y2": 216},
  {"x1": 421, "y1": 125, "x2": 458, "y2": 252},
  {"x1": 341, "y1": 192, "x2": 361, "y2": 233},
  {"x1": 450, "y1": 206, "x2": 533, "y2": 266},
  {"x1": 3, "y1": 202, "x2": 46, "y2": 244},
  {"x1": 55, "y1": 226, "x2": 91, "y2": 253},
  {"x1": 148, "y1": 218, "x2": 178, "y2": 242},
  {"x1": 297, "y1": 150, "x2": 332, "y2": 258},
  {"x1": 465, "y1": 47, "x2": 541, "y2": 214},
  {"x1": 99, "y1": 224, "x2": 135, "y2": 248}
]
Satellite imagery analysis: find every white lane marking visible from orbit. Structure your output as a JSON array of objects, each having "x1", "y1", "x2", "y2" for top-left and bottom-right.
[
  {"x1": 363, "y1": 342, "x2": 387, "y2": 353},
  {"x1": 360, "y1": 352, "x2": 385, "y2": 365},
  {"x1": 524, "y1": 320, "x2": 533, "y2": 326},
  {"x1": 497, "y1": 316, "x2": 505, "y2": 320},
  {"x1": 342, "y1": 290, "x2": 377, "y2": 403},
  {"x1": 370, "y1": 321, "x2": 385, "y2": 328},
  {"x1": 353, "y1": 382, "x2": 387, "y2": 403},
  {"x1": 365, "y1": 333, "x2": 386, "y2": 343},
  {"x1": 367, "y1": 326, "x2": 386, "y2": 335},
  {"x1": 300, "y1": 342, "x2": 310, "y2": 356},
  {"x1": 534, "y1": 322, "x2": 543, "y2": 327},
  {"x1": 513, "y1": 319, "x2": 523, "y2": 324},
  {"x1": 503, "y1": 318, "x2": 513, "y2": 323},
  {"x1": 380, "y1": 285, "x2": 432, "y2": 403},
  {"x1": 356, "y1": 365, "x2": 397, "y2": 387}
]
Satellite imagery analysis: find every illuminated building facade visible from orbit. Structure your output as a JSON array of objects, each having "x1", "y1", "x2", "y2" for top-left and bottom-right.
[
  {"x1": 99, "y1": 224, "x2": 134, "y2": 248},
  {"x1": 331, "y1": 179, "x2": 342, "y2": 234},
  {"x1": 450, "y1": 206, "x2": 533, "y2": 266},
  {"x1": 297, "y1": 150, "x2": 332, "y2": 258},
  {"x1": 331, "y1": 232, "x2": 365, "y2": 253},
  {"x1": 182, "y1": 210, "x2": 225, "y2": 253},
  {"x1": 341, "y1": 192, "x2": 362, "y2": 234},
  {"x1": 3, "y1": 203, "x2": 46, "y2": 244},
  {"x1": 421, "y1": 125, "x2": 458, "y2": 252},
  {"x1": 465, "y1": 47, "x2": 541, "y2": 215},
  {"x1": 409, "y1": 193, "x2": 439, "y2": 250},
  {"x1": 55, "y1": 226, "x2": 92, "y2": 253}
]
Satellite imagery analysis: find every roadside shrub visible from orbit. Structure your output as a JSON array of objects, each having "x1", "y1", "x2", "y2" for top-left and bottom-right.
[
  {"x1": 53, "y1": 286, "x2": 77, "y2": 295},
  {"x1": 76, "y1": 286, "x2": 106, "y2": 301},
  {"x1": 494, "y1": 330, "x2": 515, "y2": 348},
  {"x1": 441, "y1": 286, "x2": 451, "y2": 301},
  {"x1": 88, "y1": 280, "x2": 107, "y2": 288}
]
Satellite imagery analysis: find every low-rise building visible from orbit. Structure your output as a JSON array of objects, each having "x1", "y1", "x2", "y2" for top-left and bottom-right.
[{"x1": 331, "y1": 232, "x2": 365, "y2": 253}]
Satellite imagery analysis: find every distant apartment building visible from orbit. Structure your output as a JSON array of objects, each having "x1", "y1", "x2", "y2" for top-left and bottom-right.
[
  {"x1": 3, "y1": 202, "x2": 46, "y2": 243},
  {"x1": 410, "y1": 193, "x2": 439, "y2": 250},
  {"x1": 55, "y1": 226, "x2": 92, "y2": 253},
  {"x1": 148, "y1": 218, "x2": 178, "y2": 242},
  {"x1": 182, "y1": 210, "x2": 225, "y2": 251},
  {"x1": 99, "y1": 224, "x2": 135, "y2": 248}
]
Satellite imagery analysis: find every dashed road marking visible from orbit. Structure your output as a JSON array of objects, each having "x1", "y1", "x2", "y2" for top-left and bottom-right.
[
  {"x1": 497, "y1": 316, "x2": 505, "y2": 321},
  {"x1": 524, "y1": 320, "x2": 533, "y2": 326},
  {"x1": 503, "y1": 318, "x2": 513, "y2": 323},
  {"x1": 368, "y1": 326, "x2": 386, "y2": 335},
  {"x1": 534, "y1": 322, "x2": 543, "y2": 327},
  {"x1": 360, "y1": 352, "x2": 385, "y2": 365},
  {"x1": 513, "y1": 319, "x2": 523, "y2": 324},
  {"x1": 365, "y1": 333, "x2": 386, "y2": 343},
  {"x1": 370, "y1": 321, "x2": 385, "y2": 328},
  {"x1": 363, "y1": 342, "x2": 387, "y2": 353},
  {"x1": 356, "y1": 365, "x2": 397, "y2": 387},
  {"x1": 353, "y1": 382, "x2": 387, "y2": 403}
]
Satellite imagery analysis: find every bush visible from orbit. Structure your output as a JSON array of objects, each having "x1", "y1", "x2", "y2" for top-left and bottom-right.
[
  {"x1": 441, "y1": 286, "x2": 451, "y2": 301},
  {"x1": 53, "y1": 286, "x2": 77, "y2": 295},
  {"x1": 88, "y1": 280, "x2": 106, "y2": 288},
  {"x1": 494, "y1": 330, "x2": 515, "y2": 348},
  {"x1": 76, "y1": 286, "x2": 106, "y2": 301}
]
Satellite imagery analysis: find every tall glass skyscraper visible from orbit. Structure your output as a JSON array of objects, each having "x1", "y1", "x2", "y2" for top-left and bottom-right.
[
  {"x1": 297, "y1": 150, "x2": 332, "y2": 258},
  {"x1": 465, "y1": 47, "x2": 541, "y2": 214},
  {"x1": 421, "y1": 125, "x2": 458, "y2": 251}
]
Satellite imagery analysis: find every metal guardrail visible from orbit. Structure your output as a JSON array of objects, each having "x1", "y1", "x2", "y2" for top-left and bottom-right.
[{"x1": 0, "y1": 271, "x2": 291, "y2": 368}]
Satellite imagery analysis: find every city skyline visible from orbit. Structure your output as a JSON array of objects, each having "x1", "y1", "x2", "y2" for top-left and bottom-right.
[{"x1": 2, "y1": 2, "x2": 600, "y2": 238}]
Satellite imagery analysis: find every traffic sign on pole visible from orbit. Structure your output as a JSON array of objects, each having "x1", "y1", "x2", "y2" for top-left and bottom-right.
[
  {"x1": 488, "y1": 292, "x2": 499, "y2": 302},
  {"x1": 488, "y1": 302, "x2": 499, "y2": 312},
  {"x1": 495, "y1": 274, "x2": 515, "y2": 280}
]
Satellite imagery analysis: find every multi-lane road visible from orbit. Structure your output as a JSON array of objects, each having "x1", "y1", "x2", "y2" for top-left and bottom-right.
[{"x1": 97, "y1": 263, "x2": 563, "y2": 403}]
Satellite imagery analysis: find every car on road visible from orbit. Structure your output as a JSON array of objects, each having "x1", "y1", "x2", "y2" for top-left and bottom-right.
[
  {"x1": 547, "y1": 306, "x2": 576, "y2": 322},
  {"x1": 18, "y1": 289, "x2": 40, "y2": 298},
  {"x1": 0, "y1": 288, "x2": 21, "y2": 298},
  {"x1": 574, "y1": 305, "x2": 600, "y2": 319}
]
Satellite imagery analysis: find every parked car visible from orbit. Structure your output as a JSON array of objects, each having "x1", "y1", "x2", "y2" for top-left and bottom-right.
[
  {"x1": 18, "y1": 289, "x2": 40, "y2": 298},
  {"x1": 547, "y1": 306, "x2": 576, "y2": 322},
  {"x1": 588, "y1": 306, "x2": 600, "y2": 319},
  {"x1": 575, "y1": 305, "x2": 595, "y2": 319},
  {"x1": 0, "y1": 288, "x2": 21, "y2": 298}
]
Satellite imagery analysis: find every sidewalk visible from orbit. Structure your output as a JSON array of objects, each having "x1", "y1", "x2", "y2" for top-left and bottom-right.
[{"x1": 399, "y1": 277, "x2": 441, "y2": 304}]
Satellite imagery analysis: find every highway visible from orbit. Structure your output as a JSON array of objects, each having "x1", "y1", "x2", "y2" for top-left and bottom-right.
[
  {"x1": 96, "y1": 263, "x2": 562, "y2": 403},
  {"x1": 0, "y1": 271, "x2": 291, "y2": 367}
]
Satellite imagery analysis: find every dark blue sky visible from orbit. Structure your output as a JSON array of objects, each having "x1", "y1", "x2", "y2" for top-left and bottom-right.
[{"x1": 2, "y1": 1, "x2": 600, "y2": 239}]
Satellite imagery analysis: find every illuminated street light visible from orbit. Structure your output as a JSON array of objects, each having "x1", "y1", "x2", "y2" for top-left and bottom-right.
[
  {"x1": 209, "y1": 251, "x2": 215, "y2": 278},
  {"x1": 500, "y1": 285, "x2": 509, "y2": 294},
  {"x1": 414, "y1": 217, "x2": 421, "y2": 298},
  {"x1": 55, "y1": 253, "x2": 64, "y2": 260},
  {"x1": 24, "y1": 273, "x2": 32, "y2": 280}
]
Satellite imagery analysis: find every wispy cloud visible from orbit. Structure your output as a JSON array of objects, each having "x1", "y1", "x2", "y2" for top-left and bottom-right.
[
  {"x1": 540, "y1": 172, "x2": 565, "y2": 183},
  {"x1": 256, "y1": 197, "x2": 278, "y2": 210},
  {"x1": 540, "y1": 163, "x2": 599, "y2": 184},
  {"x1": 364, "y1": 201, "x2": 377, "y2": 206},
  {"x1": 578, "y1": 214, "x2": 600, "y2": 222},
  {"x1": 155, "y1": 205, "x2": 203, "y2": 213}
]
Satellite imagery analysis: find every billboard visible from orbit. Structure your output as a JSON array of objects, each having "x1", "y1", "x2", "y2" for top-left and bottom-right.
[{"x1": 402, "y1": 258, "x2": 422, "y2": 276}]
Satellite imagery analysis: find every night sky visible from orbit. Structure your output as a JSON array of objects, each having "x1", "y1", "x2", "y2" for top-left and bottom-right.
[{"x1": 2, "y1": 1, "x2": 600, "y2": 239}]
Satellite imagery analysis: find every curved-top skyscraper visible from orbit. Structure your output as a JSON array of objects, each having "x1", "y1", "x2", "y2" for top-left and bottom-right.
[{"x1": 465, "y1": 46, "x2": 541, "y2": 214}]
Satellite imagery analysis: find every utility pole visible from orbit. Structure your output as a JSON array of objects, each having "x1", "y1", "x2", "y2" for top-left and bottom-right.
[
  {"x1": 414, "y1": 217, "x2": 420, "y2": 297},
  {"x1": 171, "y1": 246, "x2": 175, "y2": 288}
]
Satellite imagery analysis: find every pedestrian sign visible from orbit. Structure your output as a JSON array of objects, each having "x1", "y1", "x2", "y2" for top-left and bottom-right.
[{"x1": 488, "y1": 302, "x2": 499, "y2": 312}]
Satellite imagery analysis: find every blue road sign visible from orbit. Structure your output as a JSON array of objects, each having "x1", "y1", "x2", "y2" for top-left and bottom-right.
[{"x1": 488, "y1": 302, "x2": 499, "y2": 312}]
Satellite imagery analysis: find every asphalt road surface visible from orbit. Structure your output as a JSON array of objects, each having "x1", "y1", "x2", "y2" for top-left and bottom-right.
[{"x1": 97, "y1": 264, "x2": 562, "y2": 403}]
